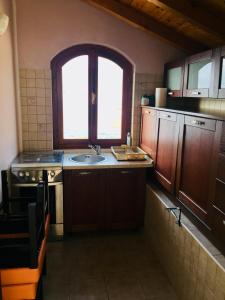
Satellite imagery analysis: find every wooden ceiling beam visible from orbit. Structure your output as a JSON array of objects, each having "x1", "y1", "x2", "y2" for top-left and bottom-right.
[
  {"x1": 83, "y1": 0, "x2": 206, "y2": 53},
  {"x1": 146, "y1": 0, "x2": 225, "y2": 42}
]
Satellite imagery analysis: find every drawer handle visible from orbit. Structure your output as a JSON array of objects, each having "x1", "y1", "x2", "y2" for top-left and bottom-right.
[
  {"x1": 192, "y1": 120, "x2": 205, "y2": 126},
  {"x1": 168, "y1": 92, "x2": 174, "y2": 96},
  {"x1": 162, "y1": 114, "x2": 171, "y2": 118},
  {"x1": 192, "y1": 91, "x2": 201, "y2": 95},
  {"x1": 121, "y1": 170, "x2": 133, "y2": 174},
  {"x1": 145, "y1": 111, "x2": 151, "y2": 114},
  {"x1": 79, "y1": 172, "x2": 91, "y2": 175}
]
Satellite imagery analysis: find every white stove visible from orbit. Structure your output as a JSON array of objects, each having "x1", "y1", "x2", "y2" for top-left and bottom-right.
[
  {"x1": 11, "y1": 151, "x2": 63, "y2": 183},
  {"x1": 10, "y1": 151, "x2": 64, "y2": 239}
]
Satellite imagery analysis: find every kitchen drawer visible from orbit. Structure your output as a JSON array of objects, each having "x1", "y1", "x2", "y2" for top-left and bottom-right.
[
  {"x1": 158, "y1": 111, "x2": 177, "y2": 122},
  {"x1": 185, "y1": 89, "x2": 209, "y2": 98},
  {"x1": 142, "y1": 107, "x2": 156, "y2": 117},
  {"x1": 211, "y1": 206, "x2": 225, "y2": 244},
  {"x1": 217, "y1": 154, "x2": 225, "y2": 182},
  {"x1": 184, "y1": 116, "x2": 216, "y2": 131},
  {"x1": 214, "y1": 179, "x2": 225, "y2": 213}
]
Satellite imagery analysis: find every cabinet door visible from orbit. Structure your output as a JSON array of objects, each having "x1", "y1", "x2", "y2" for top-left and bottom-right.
[
  {"x1": 164, "y1": 60, "x2": 184, "y2": 97},
  {"x1": 213, "y1": 46, "x2": 225, "y2": 98},
  {"x1": 106, "y1": 168, "x2": 146, "y2": 229},
  {"x1": 183, "y1": 50, "x2": 215, "y2": 98},
  {"x1": 140, "y1": 107, "x2": 157, "y2": 160},
  {"x1": 154, "y1": 111, "x2": 179, "y2": 194},
  {"x1": 210, "y1": 121, "x2": 225, "y2": 243},
  {"x1": 176, "y1": 116, "x2": 219, "y2": 223},
  {"x1": 63, "y1": 170, "x2": 105, "y2": 232}
]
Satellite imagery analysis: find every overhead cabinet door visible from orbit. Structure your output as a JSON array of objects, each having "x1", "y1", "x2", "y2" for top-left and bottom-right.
[
  {"x1": 183, "y1": 50, "x2": 215, "y2": 98},
  {"x1": 164, "y1": 59, "x2": 185, "y2": 97}
]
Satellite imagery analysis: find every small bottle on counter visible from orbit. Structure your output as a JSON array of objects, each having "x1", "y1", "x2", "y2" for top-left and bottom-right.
[{"x1": 127, "y1": 132, "x2": 131, "y2": 147}]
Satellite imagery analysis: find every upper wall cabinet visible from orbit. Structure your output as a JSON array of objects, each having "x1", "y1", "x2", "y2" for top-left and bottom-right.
[
  {"x1": 183, "y1": 50, "x2": 216, "y2": 98},
  {"x1": 164, "y1": 60, "x2": 185, "y2": 97},
  {"x1": 213, "y1": 46, "x2": 225, "y2": 99}
]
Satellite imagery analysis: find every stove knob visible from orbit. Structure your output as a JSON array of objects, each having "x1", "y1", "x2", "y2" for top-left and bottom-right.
[
  {"x1": 50, "y1": 171, "x2": 55, "y2": 177},
  {"x1": 19, "y1": 171, "x2": 24, "y2": 177},
  {"x1": 25, "y1": 171, "x2": 30, "y2": 177},
  {"x1": 31, "y1": 176, "x2": 36, "y2": 182}
]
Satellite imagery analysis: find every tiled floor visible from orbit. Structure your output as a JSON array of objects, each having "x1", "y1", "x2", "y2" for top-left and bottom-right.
[{"x1": 44, "y1": 231, "x2": 178, "y2": 300}]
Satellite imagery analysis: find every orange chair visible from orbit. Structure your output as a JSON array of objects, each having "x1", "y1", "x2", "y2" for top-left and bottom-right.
[{"x1": 0, "y1": 214, "x2": 50, "y2": 300}]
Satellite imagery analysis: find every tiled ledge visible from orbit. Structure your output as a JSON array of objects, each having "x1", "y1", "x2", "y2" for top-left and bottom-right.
[{"x1": 145, "y1": 183, "x2": 225, "y2": 300}]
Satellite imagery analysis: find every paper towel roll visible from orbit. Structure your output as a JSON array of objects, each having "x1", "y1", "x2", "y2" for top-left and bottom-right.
[{"x1": 155, "y1": 88, "x2": 167, "y2": 107}]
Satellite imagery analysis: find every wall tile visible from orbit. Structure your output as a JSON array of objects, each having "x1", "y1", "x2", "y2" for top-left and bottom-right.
[
  {"x1": 36, "y1": 88, "x2": 45, "y2": 97},
  {"x1": 36, "y1": 70, "x2": 45, "y2": 79},
  {"x1": 36, "y1": 78, "x2": 45, "y2": 88},
  {"x1": 145, "y1": 185, "x2": 225, "y2": 300},
  {"x1": 26, "y1": 78, "x2": 35, "y2": 88},
  {"x1": 27, "y1": 96, "x2": 36, "y2": 105},
  {"x1": 27, "y1": 88, "x2": 36, "y2": 97}
]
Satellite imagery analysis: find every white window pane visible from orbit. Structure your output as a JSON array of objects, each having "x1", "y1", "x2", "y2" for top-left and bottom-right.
[
  {"x1": 97, "y1": 57, "x2": 123, "y2": 139},
  {"x1": 62, "y1": 55, "x2": 88, "y2": 139}
]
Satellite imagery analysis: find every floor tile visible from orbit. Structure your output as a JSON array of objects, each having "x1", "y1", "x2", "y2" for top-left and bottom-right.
[{"x1": 44, "y1": 231, "x2": 178, "y2": 300}]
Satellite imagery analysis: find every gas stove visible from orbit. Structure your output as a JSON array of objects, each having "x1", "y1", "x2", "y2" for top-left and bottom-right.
[{"x1": 11, "y1": 151, "x2": 63, "y2": 183}]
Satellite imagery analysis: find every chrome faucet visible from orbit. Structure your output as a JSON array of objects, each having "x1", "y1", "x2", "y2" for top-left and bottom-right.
[{"x1": 88, "y1": 144, "x2": 101, "y2": 155}]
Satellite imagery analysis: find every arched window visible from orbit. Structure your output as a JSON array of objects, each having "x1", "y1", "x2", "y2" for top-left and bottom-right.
[{"x1": 51, "y1": 44, "x2": 133, "y2": 148}]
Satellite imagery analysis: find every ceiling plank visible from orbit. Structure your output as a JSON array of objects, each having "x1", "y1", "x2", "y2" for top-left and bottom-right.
[
  {"x1": 146, "y1": 0, "x2": 225, "y2": 41},
  {"x1": 83, "y1": 0, "x2": 206, "y2": 53}
]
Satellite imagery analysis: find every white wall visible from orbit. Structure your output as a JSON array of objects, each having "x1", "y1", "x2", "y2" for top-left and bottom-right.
[
  {"x1": 0, "y1": 0, "x2": 18, "y2": 201},
  {"x1": 16, "y1": 0, "x2": 185, "y2": 73}
]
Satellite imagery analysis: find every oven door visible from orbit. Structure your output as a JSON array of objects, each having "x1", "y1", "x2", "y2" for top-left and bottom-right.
[{"x1": 11, "y1": 182, "x2": 64, "y2": 239}]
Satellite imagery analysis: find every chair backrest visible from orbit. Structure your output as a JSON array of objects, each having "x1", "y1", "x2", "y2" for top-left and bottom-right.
[{"x1": 0, "y1": 172, "x2": 48, "y2": 269}]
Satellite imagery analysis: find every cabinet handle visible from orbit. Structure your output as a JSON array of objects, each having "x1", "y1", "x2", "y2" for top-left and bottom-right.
[
  {"x1": 78, "y1": 171, "x2": 92, "y2": 175},
  {"x1": 121, "y1": 170, "x2": 133, "y2": 174},
  {"x1": 168, "y1": 92, "x2": 174, "y2": 95},
  {"x1": 162, "y1": 114, "x2": 171, "y2": 118},
  {"x1": 192, "y1": 120, "x2": 205, "y2": 126},
  {"x1": 145, "y1": 111, "x2": 151, "y2": 114},
  {"x1": 191, "y1": 91, "x2": 201, "y2": 95}
]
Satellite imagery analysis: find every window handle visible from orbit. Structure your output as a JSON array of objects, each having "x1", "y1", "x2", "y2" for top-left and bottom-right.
[{"x1": 91, "y1": 92, "x2": 96, "y2": 105}]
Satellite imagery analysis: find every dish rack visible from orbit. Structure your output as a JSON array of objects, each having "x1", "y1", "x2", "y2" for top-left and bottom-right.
[{"x1": 111, "y1": 146, "x2": 147, "y2": 161}]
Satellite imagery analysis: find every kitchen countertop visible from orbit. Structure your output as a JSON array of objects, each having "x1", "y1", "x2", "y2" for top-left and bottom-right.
[
  {"x1": 63, "y1": 150, "x2": 153, "y2": 169},
  {"x1": 142, "y1": 106, "x2": 225, "y2": 121}
]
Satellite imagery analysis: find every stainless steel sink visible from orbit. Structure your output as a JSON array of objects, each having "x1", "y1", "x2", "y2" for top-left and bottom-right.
[{"x1": 70, "y1": 154, "x2": 105, "y2": 164}]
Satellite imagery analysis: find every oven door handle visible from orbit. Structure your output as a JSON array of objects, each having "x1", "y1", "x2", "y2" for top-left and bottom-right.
[
  {"x1": 12, "y1": 183, "x2": 39, "y2": 187},
  {"x1": 48, "y1": 182, "x2": 63, "y2": 186},
  {"x1": 13, "y1": 182, "x2": 62, "y2": 187}
]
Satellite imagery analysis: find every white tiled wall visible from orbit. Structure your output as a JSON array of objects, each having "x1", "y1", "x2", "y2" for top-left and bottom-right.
[
  {"x1": 20, "y1": 69, "x2": 163, "y2": 151},
  {"x1": 132, "y1": 73, "x2": 163, "y2": 145},
  {"x1": 145, "y1": 184, "x2": 225, "y2": 300},
  {"x1": 20, "y1": 69, "x2": 53, "y2": 151}
]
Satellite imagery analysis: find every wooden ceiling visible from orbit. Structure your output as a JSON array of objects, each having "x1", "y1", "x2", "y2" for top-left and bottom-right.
[{"x1": 83, "y1": 0, "x2": 225, "y2": 53}]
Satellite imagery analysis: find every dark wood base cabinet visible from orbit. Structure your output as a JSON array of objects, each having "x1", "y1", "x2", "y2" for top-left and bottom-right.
[
  {"x1": 210, "y1": 124, "x2": 225, "y2": 243},
  {"x1": 140, "y1": 106, "x2": 225, "y2": 244},
  {"x1": 63, "y1": 168, "x2": 146, "y2": 233}
]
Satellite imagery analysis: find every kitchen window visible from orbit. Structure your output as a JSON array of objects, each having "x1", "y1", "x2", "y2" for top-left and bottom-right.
[{"x1": 51, "y1": 44, "x2": 133, "y2": 148}]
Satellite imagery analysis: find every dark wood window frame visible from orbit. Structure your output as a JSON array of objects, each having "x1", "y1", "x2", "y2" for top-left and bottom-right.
[{"x1": 51, "y1": 44, "x2": 133, "y2": 149}]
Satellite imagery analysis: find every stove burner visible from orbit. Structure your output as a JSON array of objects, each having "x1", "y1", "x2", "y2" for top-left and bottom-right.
[{"x1": 11, "y1": 151, "x2": 63, "y2": 166}]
